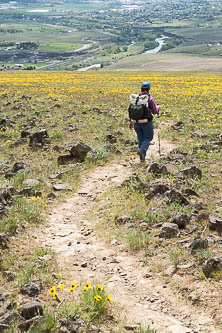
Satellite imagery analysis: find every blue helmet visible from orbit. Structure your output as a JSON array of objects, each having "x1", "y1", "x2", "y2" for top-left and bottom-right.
[{"x1": 141, "y1": 82, "x2": 151, "y2": 89}]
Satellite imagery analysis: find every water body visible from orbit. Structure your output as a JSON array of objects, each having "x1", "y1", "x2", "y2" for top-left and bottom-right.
[
  {"x1": 77, "y1": 64, "x2": 101, "y2": 72},
  {"x1": 145, "y1": 35, "x2": 169, "y2": 54}
]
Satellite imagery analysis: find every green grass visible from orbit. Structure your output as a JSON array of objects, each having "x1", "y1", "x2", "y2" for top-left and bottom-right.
[{"x1": 38, "y1": 43, "x2": 81, "y2": 52}]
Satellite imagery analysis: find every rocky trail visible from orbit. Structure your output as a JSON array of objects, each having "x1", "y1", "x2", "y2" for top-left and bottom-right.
[{"x1": 39, "y1": 134, "x2": 222, "y2": 333}]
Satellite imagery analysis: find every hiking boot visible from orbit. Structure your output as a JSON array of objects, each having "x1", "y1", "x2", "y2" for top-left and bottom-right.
[{"x1": 137, "y1": 151, "x2": 145, "y2": 162}]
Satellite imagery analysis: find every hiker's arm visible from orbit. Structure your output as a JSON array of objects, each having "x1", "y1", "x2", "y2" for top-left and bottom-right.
[
  {"x1": 129, "y1": 119, "x2": 133, "y2": 130},
  {"x1": 149, "y1": 97, "x2": 160, "y2": 114}
]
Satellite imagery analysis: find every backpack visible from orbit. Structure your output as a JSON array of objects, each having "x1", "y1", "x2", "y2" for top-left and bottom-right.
[{"x1": 128, "y1": 94, "x2": 153, "y2": 121}]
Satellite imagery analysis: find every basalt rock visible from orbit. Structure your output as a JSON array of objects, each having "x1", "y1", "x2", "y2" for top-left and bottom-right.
[
  {"x1": 115, "y1": 216, "x2": 134, "y2": 225},
  {"x1": 202, "y1": 256, "x2": 222, "y2": 278},
  {"x1": 20, "y1": 282, "x2": 42, "y2": 297},
  {"x1": 29, "y1": 130, "x2": 49, "y2": 146},
  {"x1": 165, "y1": 189, "x2": 189, "y2": 205},
  {"x1": 171, "y1": 121, "x2": 184, "y2": 130},
  {"x1": 20, "y1": 302, "x2": 43, "y2": 320},
  {"x1": 0, "y1": 233, "x2": 9, "y2": 249},
  {"x1": 190, "y1": 237, "x2": 208, "y2": 251},
  {"x1": 18, "y1": 316, "x2": 43, "y2": 331},
  {"x1": 145, "y1": 183, "x2": 170, "y2": 200},
  {"x1": 147, "y1": 162, "x2": 168, "y2": 175},
  {"x1": 0, "y1": 311, "x2": 24, "y2": 326},
  {"x1": 57, "y1": 154, "x2": 77, "y2": 165},
  {"x1": 19, "y1": 188, "x2": 42, "y2": 197},
  {"x1": 183, "y1": 188, "x2": 199, "y2": 197},
  {"x1": 106, "y1": 134, "x2": 117, "y2": 144},
  {"x1": 68, "y1": 141, "x2": 92, "y2": 162},
  {"x1": 181, "y1": 165, "x2": 202, "y2": 179},
  {"x1": 21, "y1": 130, "x2": 31, "y2": 138},
  {"x1": 159, "y1": 223, "x2": 179, "y2": 239},
  {"x1": 0, "y1": 186, "x2": 15, "y2": 205},
  {"x1": 170, "y1": 213, "x2": 190, "y2": 229},
  {"x1": 167, "y1": 149, "x2": 188, "y2": 162},
  {"x1": 209, "y1": 214, "x2": 222, "y2": 235},
  {"x1": 53, "y1": 182, "x2": 72, "y2": 191},
  {"x1": 11, "y1": 162, "x2": 29, "y2": 174}
]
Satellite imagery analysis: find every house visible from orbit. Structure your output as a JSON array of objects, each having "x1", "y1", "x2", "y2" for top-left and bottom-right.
[{"x1": 14, "y1": 64, "x2": 25, "y2": 70}]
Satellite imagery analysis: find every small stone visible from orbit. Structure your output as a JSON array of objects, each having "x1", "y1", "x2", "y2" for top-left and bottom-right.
[
  {"x1": 115, "y1": 216, "x2": 134, "y2": 225},
  {"x1": 181, "y1": 166, "x2": 202, "y2": 179},
  {"x1": 171, "y1": 214, "x2": 190, "y2": 229},
  {"x1": 190, "y1": 237, "x2": 208, "y2": 251},
  {"x1": 11, "y1": 162, "x2": 29, "y2": 174},
  {"x1": 209, "y1": 214, "x2": 222, "y2": 235},
  {"x1": 53, "y1": 182, "x2": 72, "y2": 191},
  {"x1": 23, "y1": 179, "x2": 40, "y2": 187},
  {"x1": 20, "y1": 282, "x2": 41, "y2": 296},
  {"x1": 202, "y1": 256, "x2": 222, "y2": 278},
  {"x1": 81, "y1": 262, "x2": 88, "y2": 268},
  {"x1": 159, "y1": 223, "x2": 179, "y2": 239},
  {"x1": 0, "y1": 233, "x2": 9, "y2": 249},
  {"x1": 147, "y1": 162, "x2": 168, "y2": 175},
  {"x1": 29, "y1": 130, "x2": 49, "y2": 146}
]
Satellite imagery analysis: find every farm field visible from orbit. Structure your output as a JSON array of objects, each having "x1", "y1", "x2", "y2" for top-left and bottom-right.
[
  {"x1": 0, "y1": 70, "x2": 222, "y2": 332},
  {"x1": 106, "y1": 52, "x2": 222, "y2": 71}
]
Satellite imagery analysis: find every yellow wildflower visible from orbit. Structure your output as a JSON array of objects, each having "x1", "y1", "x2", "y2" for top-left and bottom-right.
[
  {"x1": 71, "y1": 282, "x2": 78, "y2": 288},
  {"x1": 68, "y1": 287, "x2": 76, "y2": 293},
  {"x1": 94, "y1": 294, "x2": 102, "y2": 302},
  {"x1": 97, "y1": 284, "x2": 104, "y2": 291},
  {"x1": 57, "y1": 283, "x2": 66, "y2": 290},
  {"x1": 49, "y1": 286, "x2": 57, "y2": 299},
  {"x1": 106, "y1": 294, "x2": 113, "y2": 303},
  {"x1": 83, "y1": 286, "x2": 89, "y2": 292},
  {"x1": 86, "y1": 282, "x2": 92, "y2": 289}
]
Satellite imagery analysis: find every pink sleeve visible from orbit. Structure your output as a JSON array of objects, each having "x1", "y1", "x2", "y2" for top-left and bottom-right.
[{"x1": 149, "y1": 96, "x2": 159, "y2": 114}]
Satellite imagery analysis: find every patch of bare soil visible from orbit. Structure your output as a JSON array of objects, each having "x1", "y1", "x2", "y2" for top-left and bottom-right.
[
  {"x1": 38, "y1": 133, "x2": 222, "y2": 333},
  {"x1": 139, "y1": 57, "x2": 222, "y2": 72}
]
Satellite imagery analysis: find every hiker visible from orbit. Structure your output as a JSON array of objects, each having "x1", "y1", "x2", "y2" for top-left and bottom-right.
[{"x1": 129, "y1": 82, "x2": 160, "y2": 161}]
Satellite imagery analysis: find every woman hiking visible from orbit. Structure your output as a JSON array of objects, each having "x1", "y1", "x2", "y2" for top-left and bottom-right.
[{"x1": 129, "y1": 82, "x2": 160, "y2": 161}]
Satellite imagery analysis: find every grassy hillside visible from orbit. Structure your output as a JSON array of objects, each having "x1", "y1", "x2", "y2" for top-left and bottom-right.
[{"x1": 0, "y1": 71, "x2": 222, "y2": 331}]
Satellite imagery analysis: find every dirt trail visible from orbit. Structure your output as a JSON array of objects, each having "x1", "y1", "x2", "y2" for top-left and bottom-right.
[{"x1": 39, "y1": 134, "x2": 222, "y2": 333}]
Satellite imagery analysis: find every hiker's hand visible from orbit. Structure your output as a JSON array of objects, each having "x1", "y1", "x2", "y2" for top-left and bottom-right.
[{"x1": 129, "y1": 122, "x2": 133, "y2": 130}]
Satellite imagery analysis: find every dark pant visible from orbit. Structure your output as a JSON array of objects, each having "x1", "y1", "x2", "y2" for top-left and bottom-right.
[{"x1": 134, "y1": 121, "x2": 154, "y2": 157}]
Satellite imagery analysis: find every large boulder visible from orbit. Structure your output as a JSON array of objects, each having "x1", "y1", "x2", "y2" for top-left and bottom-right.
[
  {"x1": 68, "y1": 141, "x2": 92, "y2": 162},
  {"x1": 20, "y1": 302, "x2": 43, "y2": 320}
]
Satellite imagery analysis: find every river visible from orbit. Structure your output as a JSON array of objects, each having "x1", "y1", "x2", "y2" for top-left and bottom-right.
[
  {"x1": 145, "y1": 35, "x2": 169, "y2": 54},
  {"x1": 77, "y1": 64, "x2": 101, "y2": 72}
]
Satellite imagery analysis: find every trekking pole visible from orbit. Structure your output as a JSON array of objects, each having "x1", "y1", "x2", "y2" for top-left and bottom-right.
[{"x1": 157, "y1": 112, "x2": 161, "y2": 156}]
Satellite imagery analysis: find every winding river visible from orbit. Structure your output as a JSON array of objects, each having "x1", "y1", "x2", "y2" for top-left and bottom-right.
[{"x1": 145, "y1": 35, "x2": 169, "y2": 54}]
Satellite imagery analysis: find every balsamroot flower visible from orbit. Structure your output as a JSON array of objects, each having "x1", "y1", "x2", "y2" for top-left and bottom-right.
[{"x1": 94, "y1": 294, "x2": 102, "y2": 302}]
